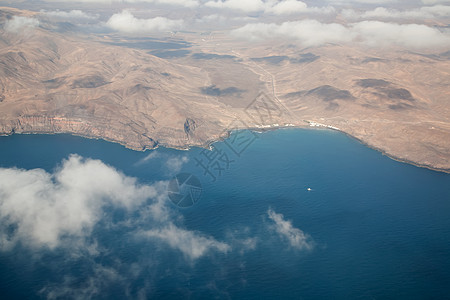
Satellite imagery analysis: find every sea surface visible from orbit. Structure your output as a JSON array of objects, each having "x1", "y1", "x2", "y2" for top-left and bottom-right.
[{"x1": 0, "y1": 129, "x2": 449, "y2": 299}]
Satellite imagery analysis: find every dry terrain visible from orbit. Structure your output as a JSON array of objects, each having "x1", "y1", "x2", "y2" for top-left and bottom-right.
[{"x1": 1, "y1": 7, "x2": 449, "y2": 172}]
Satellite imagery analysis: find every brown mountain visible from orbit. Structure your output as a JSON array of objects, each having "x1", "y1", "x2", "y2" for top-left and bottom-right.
[{"x1": 1, "y1": 7, "x2": 449, "y2": 172}]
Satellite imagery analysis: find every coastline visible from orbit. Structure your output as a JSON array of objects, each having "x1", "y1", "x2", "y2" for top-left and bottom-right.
[{"x1": 1, "y1": 126, "x2": 449, "y2": 175}]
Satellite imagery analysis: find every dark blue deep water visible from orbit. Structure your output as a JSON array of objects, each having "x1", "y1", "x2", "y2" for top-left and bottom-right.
[{"x1": 0, "y1": 129, "x2": 449, "y2": 299}]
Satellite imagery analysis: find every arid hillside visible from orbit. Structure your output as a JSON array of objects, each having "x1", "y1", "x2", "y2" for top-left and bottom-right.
[{"x1": 1, "y1": 7, "x2": 449, "y2": 172}]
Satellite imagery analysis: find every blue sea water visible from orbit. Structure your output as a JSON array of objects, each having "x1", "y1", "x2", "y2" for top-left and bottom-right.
[{"x1": 0, "y1": 129, "x2": 449, "y2": 299}]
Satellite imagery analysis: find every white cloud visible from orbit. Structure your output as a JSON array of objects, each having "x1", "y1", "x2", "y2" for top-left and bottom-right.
[
  {"x1": 41, "y1": 9, "x2": 100, "y2": 20},
  {"x1": 134, "y1": 151, "x2": 160, "y2": 166},
  {"x1": 226, "y1": 229, "x2": 258, "y2": 254},
  {"x1": 3, "y1": 16, "x2": 39, "y2": 32},
  {"x1": 42, "y1": 0, "x2": 199, "y2": 7},
  {"x1": 134, "y1": 152, "x2": 188, "y2": 174},
  {"x1": 0, "y1": 154, "x2": 233, "y2": 262},
  {"x1": 231, "y1": 19, "x2": 353, "y2": 46},
  {"x1": 326, "y1": 0, "x2": 395, "y2": 4},
  {"x1": 0, "y1": 155, "x2": 154, "y2": 250},
  {"x1": 41, "y1": 264, "x2": 124, "y2": 300},
  {"x1": 421, "y1": 4, "x2": 450, "y2": 16},
  {"x1": 141, "y1": 223, "x2": 230, "y2": 260},
  {"x1": 342, "y1": 5, "x2": 450, "y2": 20},
  {"x1": 165, "y1": 156, "x2": 189, "y2": 173},
  {"x1": 205, "y1": 0, "x2": 266, "y2": 13},
  {"x1": 266, "y1": 0, "x2": 308, "y2": 15},
  {"x1": 195, "y1": 14, "x2": 229, "y2": 23},
  {"x1": 106, "y1": 10, "x2": 183, "y2": 34},
  {"x1": 352, "y1": 20, "x2": 450, "y2": 48},
  {"x1": 204, "y1": 0, "x2": 333, "y2": 15},
  {"x1": 305, "y1": 5, "x2": 336, "y2": 15},
  {"x1": 0, "y1": 154, "x2": 325, "y2": 296},
  {"x1": 267, "y1": 209, "x2": 314, "y2": 251},
  {"x1": 231, "y1": 19, "x2": 450, "y2": 49},
  {"x1": 422, "y1": 0, "x2": 450, "y2": 4},
  {"x1": 147, "y1": 0, "x2": 199, "y2": 7}
]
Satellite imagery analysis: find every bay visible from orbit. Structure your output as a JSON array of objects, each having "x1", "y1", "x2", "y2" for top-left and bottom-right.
[{"x1": 0, "y1": 129, "x2": 449, "y2": 299}]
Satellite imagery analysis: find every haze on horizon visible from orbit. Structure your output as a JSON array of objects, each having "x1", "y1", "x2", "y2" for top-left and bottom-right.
[{"x1": 3, "y1": 0, "x2": 450, "y2": 51}]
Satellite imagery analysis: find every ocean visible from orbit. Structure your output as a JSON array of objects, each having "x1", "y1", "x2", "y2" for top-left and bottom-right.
[{"x1": 0, "y1": 129, "x2": 449, "y2": 299}]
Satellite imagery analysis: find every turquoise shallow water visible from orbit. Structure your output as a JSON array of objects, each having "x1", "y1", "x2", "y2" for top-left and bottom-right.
[{"x1": 0, "y1": 129, "x2": 449, "y2": 299}]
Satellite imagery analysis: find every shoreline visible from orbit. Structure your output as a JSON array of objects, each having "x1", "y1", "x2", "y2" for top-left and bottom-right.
[{"x1": 1, "y1": 126, "x2": 449, "y2": 175}]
